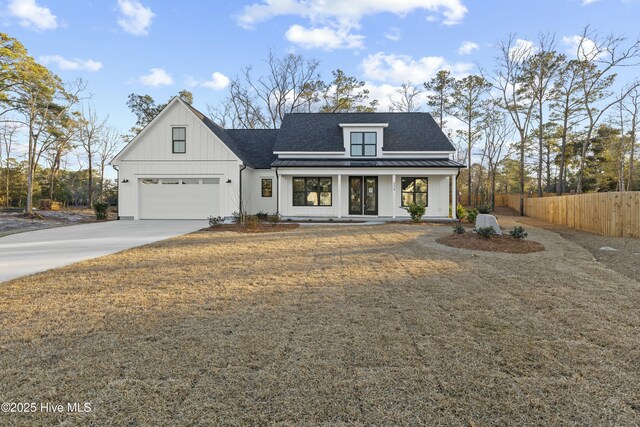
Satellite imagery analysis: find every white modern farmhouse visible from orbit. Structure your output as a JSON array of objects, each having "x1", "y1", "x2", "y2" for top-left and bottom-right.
[{"x1": 112, "y1": 97, "x2": 464, "y2": 220}]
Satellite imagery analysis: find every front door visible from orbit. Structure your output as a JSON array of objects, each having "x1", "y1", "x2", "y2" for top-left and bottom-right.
[{"x1": 349, "y1": 176, "x2": 378, "y2": 215}]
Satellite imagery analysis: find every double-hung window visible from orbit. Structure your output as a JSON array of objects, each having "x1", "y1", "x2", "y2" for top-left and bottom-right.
[
  {"x1": 261, "y1": 179, "x2": 272, "y2": 197},
  {"x1": 401, "y1": 177, "x2": 428, "y2": 207},
  {"x1": 293, "y1": 177, "x2": 332, "y2": 206},
  {"x1": 350, "y1": 132, "x2": 376, "y2": 157},
  {"x1": 172, "y1": 127, "x2": 186, "y2": 154}
]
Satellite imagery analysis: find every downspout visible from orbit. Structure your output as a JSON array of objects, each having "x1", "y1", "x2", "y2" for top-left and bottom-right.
[
  {"x1": 455, "y1": 167, "x2": 461, "y2": 210},
  {"x1": 275, "y1": 166, "x2": 279, "y2": 214},
  {"x1": 239, "y1": 163, "x2": 247, "y2": 214},
  {"x1": 112, "y1": 164, "x2": 119, "y2": 220}
]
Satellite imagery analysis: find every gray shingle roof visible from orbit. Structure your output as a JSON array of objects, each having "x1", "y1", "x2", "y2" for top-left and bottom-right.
[
  {"x1": 273, "y1": 112, "x2": 455, "y2": 152},
  {"x1": 226, "y1": 129, "x2": 277, "y2": 169},
  {"x1": 186, "y1": 102, "x2": 456, "y2": 169}
]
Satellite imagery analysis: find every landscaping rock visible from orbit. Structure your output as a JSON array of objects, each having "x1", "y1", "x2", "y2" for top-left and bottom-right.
[{"x1": 475, "y1": 214, "x2": 503, "y2": 235}]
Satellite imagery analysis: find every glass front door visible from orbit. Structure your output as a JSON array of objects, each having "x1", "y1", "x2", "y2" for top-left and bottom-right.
[{"x1": 349, "y1": 176, "x2": 377, "y2": 215}]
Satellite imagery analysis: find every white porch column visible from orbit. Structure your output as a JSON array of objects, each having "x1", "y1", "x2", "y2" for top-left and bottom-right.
[
  {"x1": 277, "y1": 173, "x2": 283, "y2": 215},
  {"x1": 451, "y1": 173, "x2": 457, "y2": 219},
  {"x1": 337, "y1": 174, "x2": 342, "y2": 218},
  {"x1": 392, "y1": 174, "x2": 396, "y2": 219}
]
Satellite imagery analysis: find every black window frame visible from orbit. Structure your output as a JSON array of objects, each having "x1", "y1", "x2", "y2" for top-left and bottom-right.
[
  {"x1": 172, "y1": 127, "x2": 186, "y2": 154},
  {"x1": 401, "y1": 177, "x2": 428, "y2": 207},
  {"x1": 261, "y1": 178, "x2": 273, "y2": 197},
  {"x1": 292, "y1": 177, "x2": 332, "y2": 207},
  {"x1": 350, "y1": 132, "x2": 377, "y2": 157}
]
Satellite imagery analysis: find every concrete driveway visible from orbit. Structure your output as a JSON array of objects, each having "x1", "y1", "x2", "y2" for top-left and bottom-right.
[{"x1": 0, "y1": 220, "x2": 208, "y2": 283}]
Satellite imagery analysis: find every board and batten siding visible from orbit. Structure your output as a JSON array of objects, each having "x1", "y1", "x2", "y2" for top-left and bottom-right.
[
  {"x1": 113, "y1": 100, "x2": 243, "y2": 219},
  {"x1": 277, "y1": 172, "x2": 452, "y2": 218}
]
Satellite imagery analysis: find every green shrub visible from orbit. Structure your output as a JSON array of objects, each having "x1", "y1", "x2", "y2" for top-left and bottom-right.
[
  {"x1": 208, "y1": 216, "x2": 224, "y2": 227},
  {"x1": 231, "y1": 211, "x2": 241, "y2": 223},
  {"x1": 456, "y1": 203, "x2": 466, "y2": 220},
  {"x1": 475, "y1": 226, "x2": 496, "y2": 239},
  {"x1": 403, "y1": 203, "x2": 426, "y2": 222},
  {"x1": 256, "y1": 211, "x2": 268, "y2": 220},
  {"x1": 476, "y1": 203, "x2": 492, "y2": 214},
  {"x1": 452, "y1": 223, "x2": 466, "y2": 234},
  {"x1": 94, "y1": 201, "x2": 109, "y2": 220},
  {"x1": 509, "y1": 226, "x2": 528, "y2": 239},
  {"x1": 268, "y1": 213, "x2": 281, "y2": 226},
  {"x1": 245, "y1": 215, "x2": 259, "y2": 230},
  {"x1": 466, "y1": 208, "x2": 478, "y2": 224}
]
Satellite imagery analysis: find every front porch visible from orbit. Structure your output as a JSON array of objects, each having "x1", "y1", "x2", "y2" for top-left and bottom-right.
[{"x1": 275, "y1": 168, "x2": 459, "y2": 220}]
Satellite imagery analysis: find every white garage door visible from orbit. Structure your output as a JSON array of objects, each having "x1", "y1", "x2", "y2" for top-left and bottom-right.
[{"x1": 139, "y1": 178, "x2": 220, "y2": 219}]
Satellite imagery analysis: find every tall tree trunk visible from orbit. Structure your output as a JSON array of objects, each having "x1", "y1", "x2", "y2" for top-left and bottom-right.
[
  {"x1": 467, "y1": 121, "x2": 472, "y2": 206},
  {"x1": 87, "y1": 153, "x2": 93, "y2": 208},
  {"x1": 519, "y1": 130, "x2": 526, "y2": 215},
  {"x1": 26, "y1": 125, "x2": 34, "y2": 214},
  {"x1": 628, "y1": 122, "x2": 636, "y2": 191},
  {"x1": 537, "y1": 98, "x2": 543, "y2": 197}
]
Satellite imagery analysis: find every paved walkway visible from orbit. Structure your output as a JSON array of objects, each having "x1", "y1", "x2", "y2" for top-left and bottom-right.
[{"x1": 0, "y1": 220, "x2": 208, "y2": 283}]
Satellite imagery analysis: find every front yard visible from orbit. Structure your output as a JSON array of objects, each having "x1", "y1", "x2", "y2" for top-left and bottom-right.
[{"x1": 1, "y1": 221, "x2": 639, "y2": 425}]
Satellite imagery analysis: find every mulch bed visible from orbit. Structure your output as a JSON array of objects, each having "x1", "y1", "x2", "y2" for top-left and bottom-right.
[
  {"x1": 437, "y1": 232, "x2": 545, "y2": 254},
  {"x1": 200, "y1": 223, "x2": 299, "y2": 233}
]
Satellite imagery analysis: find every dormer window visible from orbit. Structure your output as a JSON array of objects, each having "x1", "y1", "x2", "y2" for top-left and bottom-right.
[
  {"x1": 172, "y1": 127, "x2": 186, "y2": 154},
  {"x1": 350, "y1": 132, "x2": 376, "y2": 157}
]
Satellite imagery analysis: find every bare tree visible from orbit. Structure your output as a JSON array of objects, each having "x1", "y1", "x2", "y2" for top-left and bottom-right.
[
  {"x1": 96, "y1": 126, "x2": 122, "y2": 200},
  {"x1": 521, "y1": 34, "x2": 564, "y2": 196},
  {"x1": 77, "y1": 105, "x2": 107, "y2": 207},
  {"x1": 44, "y1": 111, "x2": 78, "y2": 199},
  {"x1": 210, "y1": 52, "x2": 322, "y2": 129},
  {"x1": 486, "y1": 35, "x2": 537, "y2": 215},
  {"x1": 623, "y1": 84, "x2": 639, "y2": 190},
  {"x1": 573, "y1": 27, "x2": 640, "y2": 193},
  {"x1": 481, "y1": 105, "x2": 513, "y2": 209},
  {"x1": 389, "y1": 82, "x2": 423, "y2": 112},
  {"x1": 1, "y1": 122, "x2": 19, "y2": 207}
]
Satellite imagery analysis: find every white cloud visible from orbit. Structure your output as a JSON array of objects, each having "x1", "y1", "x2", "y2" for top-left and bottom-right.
[
  {"x1": 458, "y1": 40, "x2": 479, "y2": 55},
  {"x1": 139, "y1": 68, "x2": 173, "y2": 86},
  {"x1": 185, "y1": 72, "x2": 230, "y2": 90},
  {"x1": 39, "y1": 55, "x2": 103, "y2": 72},
  {"x1": 361, "y1": 52, "x2": 473, "y2": 85},
  {"x1": 582, "y1": 0, "x2": 600, "y2": 4},
  {"x1": 508, "y1": 38, "x2": 536, "y2": 61},
  {"x1": 238, "y1": 0, "x2": 467, "y2": 49},
  {"x1": 239, "y1": 0, "x2": 468, "y2": 27},
  {"x1": 384, "y1": 27, "x2": 401, "y2": 41},
  {"x1": 562, "y1": 34, "x2": 605, "y2": 60},
  {"x1": 285, "y1": 24, "x2": 364, "y2": 50},
  {"x1": 201, "y1": 72, "x2": 231, "y2": 90},
  {"x1": 8, "y1": 0, "x2": 57, "y2": 31},
  {"x1": 117, "y1": 0, "x2": 154, "y2": 36}
]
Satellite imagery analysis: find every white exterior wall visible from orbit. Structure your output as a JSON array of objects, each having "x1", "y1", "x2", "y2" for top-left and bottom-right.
[
  {"x1": 243, "y1": 169, "x2": 278, "y2": 215},
  {"x1": 277, "y1": 169, "x2": 454, "y2": 218},
  {"x1": 112, "y1": 99, "x2": 243, "y2": 219}
]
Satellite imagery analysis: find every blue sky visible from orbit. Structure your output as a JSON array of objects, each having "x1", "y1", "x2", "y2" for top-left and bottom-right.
[{"x1": 2, "y1": 0, "x2": 640, "y2": 137}]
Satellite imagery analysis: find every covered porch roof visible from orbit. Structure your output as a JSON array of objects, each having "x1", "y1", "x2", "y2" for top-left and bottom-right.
[{"x1": 271, "y1": 158, "x2": 465, "y2": 168}]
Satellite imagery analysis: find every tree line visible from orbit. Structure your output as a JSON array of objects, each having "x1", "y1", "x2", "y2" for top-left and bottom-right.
[
  {"x1": 111, "y1": 27, "x2": 640, "y2": 214},
  {"x1": 0, "y1": 33, "x2": 123, "y2": 213},
  {"x1": 3, "y1": 26, "x2": 639, "y2": 214}
]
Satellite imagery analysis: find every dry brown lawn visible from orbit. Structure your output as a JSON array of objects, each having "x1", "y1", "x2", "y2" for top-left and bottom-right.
[{"x1": 1, "y1": 221, "x2": 639, "y2": 425}]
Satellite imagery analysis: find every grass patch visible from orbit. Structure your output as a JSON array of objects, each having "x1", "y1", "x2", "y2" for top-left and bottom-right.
[{"x1": 0, "y1": 223, "x2": 638, "y2": 425}]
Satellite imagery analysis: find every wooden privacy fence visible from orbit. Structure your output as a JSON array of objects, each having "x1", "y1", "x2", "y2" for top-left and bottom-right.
[{"x1": 501, "y1": 192, "x2": 640, "y2": 238}]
